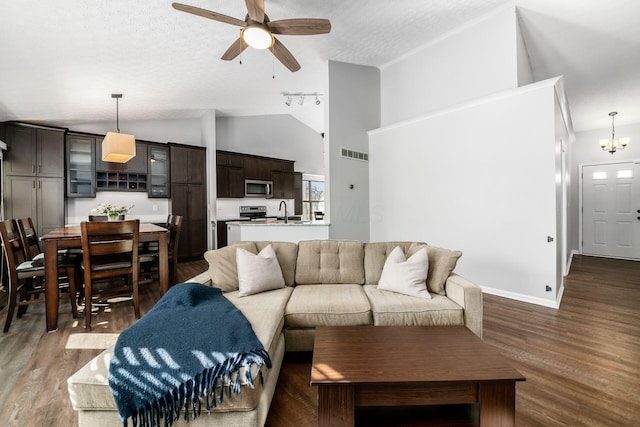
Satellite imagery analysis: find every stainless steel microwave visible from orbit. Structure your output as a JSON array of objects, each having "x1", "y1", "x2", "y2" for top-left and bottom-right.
[{"x1": 245, "y1": 179, "x2": 273, "y2": 198}]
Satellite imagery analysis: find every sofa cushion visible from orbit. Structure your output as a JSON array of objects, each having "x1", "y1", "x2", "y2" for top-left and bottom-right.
[
  {"x1": 68, "y1": 286, "x2": 292, "y2": 414},
  {"x1": 295, "y1": 240, "x2": 364, "y2": 285},
  {"x1": 284, "y1": 284, "x2": 371, "y2": 328},
  {"x1": 426, "y1": 246, "x2": 463, "y2": 295},
  {"x1": 204, "y1": 242, "x2": 257, "y2": 292},
  {"x1": 364, "y1": 242, "x2": 428, "y2": 285},
  {"x1": 237, "y1": 244, "x2": 285, "y2": 296},
  {"x1": 378, "y1": 246, "x2": 430, "y2": 299},
  {"x1": 255, "y1": 241, "x2": 298, "y2": 286},
  {"x1": 363, "y1": 285, "x2": 464, "y2": 326}
]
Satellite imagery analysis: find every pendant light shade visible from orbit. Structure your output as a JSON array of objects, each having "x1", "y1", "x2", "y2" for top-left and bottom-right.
[
  {"x1": 102, "y1": 132, "x2": 136, "y2": 162},
  {"x1": 102, "y1": 94, "x2": 136, "y2": 163}
]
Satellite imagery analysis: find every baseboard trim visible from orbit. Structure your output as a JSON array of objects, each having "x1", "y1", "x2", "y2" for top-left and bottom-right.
[{"x1": 481, "y1": 286, "x2": 561, "y2": 309}]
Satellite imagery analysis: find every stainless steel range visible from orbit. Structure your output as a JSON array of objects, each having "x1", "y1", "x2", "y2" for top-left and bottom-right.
[{"x1": 239, "y1": 205, "x2": 267, "y2": 220}]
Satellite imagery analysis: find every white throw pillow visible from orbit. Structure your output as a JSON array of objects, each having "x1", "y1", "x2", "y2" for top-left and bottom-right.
[
  {"x1": 236, "y1": 244, "x2": 285, "y2": 297},
  {"x1": 377, "y1": 246, "x2": 431, "y2": 299}
]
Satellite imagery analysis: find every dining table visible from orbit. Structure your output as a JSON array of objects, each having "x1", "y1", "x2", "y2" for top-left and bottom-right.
[{"x1": 41, "y1": 223, "x2": 169, "y2": 332}]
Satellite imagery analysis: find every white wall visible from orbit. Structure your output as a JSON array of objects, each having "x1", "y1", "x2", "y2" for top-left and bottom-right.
[
  {"x1": 215, "y1": 114, "x2": 324, "y2": 175},
  {"x1": 380, "y1": 4, "x2": 518, "y2": 126},
  {"x1": 516, "y1": 13, "x2": 535, "y2": 86},
  {"x1": 369, "y1": 80, "x2": 562, "y2": 307},
  {"x1": 327, "y1": 61, "x2": 380, "y2": 241},
  {"x1": 569, "y1": 121, "x2": 640, "y2": 254}
]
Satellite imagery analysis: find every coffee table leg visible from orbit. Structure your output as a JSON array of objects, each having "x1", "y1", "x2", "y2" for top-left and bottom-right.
[
  {"x1": 317, "y1": 384, "x2": 354, "y2": 427},
  {"x1": 479, "y1": 382, "x2": 516, "y2": 426}
]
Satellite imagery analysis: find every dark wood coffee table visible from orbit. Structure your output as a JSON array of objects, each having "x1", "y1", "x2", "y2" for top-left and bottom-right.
[{"x1": 310, "y1": 326, "x2": 525, "y2": 427}]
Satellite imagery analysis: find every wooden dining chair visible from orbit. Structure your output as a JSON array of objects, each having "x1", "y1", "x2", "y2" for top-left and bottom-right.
[
  {"x1": 139, "y1": 215, "x2": 183, "y2": 286},
  {"x1": 16, "y1": 217, "x2": 83, "y2": 302},
  {"x1": 80, "y1": 219, "x2": 140, "y2": 329},
  {"x1": 1, "y1": 219, "x2": 78, "y2": 333}
]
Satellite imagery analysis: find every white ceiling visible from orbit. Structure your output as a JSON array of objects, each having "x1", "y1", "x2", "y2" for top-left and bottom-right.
[{"x1": 0, "y1": 0, "x2": 639, "y2": 134}]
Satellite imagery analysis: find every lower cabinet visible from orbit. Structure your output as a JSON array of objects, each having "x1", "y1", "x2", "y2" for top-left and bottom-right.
[{"x1": 5, "y1": 176, "x2": 65, "y2": 236}]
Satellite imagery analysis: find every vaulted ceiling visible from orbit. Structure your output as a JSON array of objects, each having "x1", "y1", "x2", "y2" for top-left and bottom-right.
[{"x1": 1, "y1": 0, "x2": 639, "y2": 134}]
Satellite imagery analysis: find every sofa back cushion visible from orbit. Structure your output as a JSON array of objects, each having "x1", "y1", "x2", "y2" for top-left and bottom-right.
[
  {"x1": 364, "y1": 242, "x2": 427, "y2": 285},
  {"x1": 254, "y1": 241, "x2": 298, "y2": 286},
  {"x1": 364, "y1": 241, "x2": 462, "y2": 295},
  {"x1": 204, "y1": 242, "x2": 257, "y2": 292},
  {"x1": 204, "y1": 241, "x2": 298, "y2": 292},
  {"x1": 295, "y1": 240, "x2": 364, "y2": 285}
]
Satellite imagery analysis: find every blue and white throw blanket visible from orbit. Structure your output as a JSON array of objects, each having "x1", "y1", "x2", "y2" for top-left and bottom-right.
[{"x1": 108, "y1": 283, "x2": 271, "y2": 427}]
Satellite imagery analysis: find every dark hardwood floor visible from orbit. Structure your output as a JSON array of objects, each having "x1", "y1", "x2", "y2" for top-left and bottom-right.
[{"x1": 0, "y1": 255, "x2": 638, "y2": 426}]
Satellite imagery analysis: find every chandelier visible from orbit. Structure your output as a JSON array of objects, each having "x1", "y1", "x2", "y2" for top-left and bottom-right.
[{"x1": 599, "y1": 112, "x2": 629, "y2": 154}]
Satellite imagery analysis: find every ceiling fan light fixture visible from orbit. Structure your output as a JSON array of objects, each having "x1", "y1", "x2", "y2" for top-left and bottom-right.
[{"x1": 241, "y1": 24, "x2": 274, "y2": 49}]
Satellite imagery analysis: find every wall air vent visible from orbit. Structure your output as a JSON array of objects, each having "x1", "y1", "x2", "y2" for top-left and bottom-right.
[{"x1": 340, "y1": 147, "x2": 368, "y2": 162}]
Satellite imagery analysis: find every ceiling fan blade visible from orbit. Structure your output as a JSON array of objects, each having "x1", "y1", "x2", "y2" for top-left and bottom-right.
[
  {"x1": 268, "y1": 18, "x2": 331, "y2": 35},
  {"x1": 221, "y1": 37, "x2": 248, "y2": 61},
  {"x1": 245, "y1": 0, "x2": 265, "y2": 23},
  {"x1": 172, "y1": 3, "x2": 246, "y2": 27},
  {"x1": 270, "y1": 37, "x2": 301, "y2": 72}
]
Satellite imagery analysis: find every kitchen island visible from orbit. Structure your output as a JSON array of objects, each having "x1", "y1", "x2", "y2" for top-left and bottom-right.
[{"x1": 226, "y1": 219, "x2": 329, "y2": 245}]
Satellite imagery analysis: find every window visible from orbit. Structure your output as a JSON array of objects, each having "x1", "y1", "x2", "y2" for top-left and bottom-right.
[{"x1": 302, "y1": 179, "x2": 325, "y2": 221}]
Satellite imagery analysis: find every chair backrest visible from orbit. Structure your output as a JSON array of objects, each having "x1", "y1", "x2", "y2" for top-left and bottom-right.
[
  {"x1": 167, "y1": 215, "x2": 183, "y2": 256},
  {"x1": 16, "y1": 217, "x2": 42, "y2": 260},
  {"x1": 0, "y1": 220, "x2": 28, "y2": 281},
  {"x1": 80, "y1": 220, "x2": 140, "y2": 280}
]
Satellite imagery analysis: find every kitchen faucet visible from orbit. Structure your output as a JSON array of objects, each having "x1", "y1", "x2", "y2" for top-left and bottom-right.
[{"x1": 279, "y1": 200, "x2": 288, "y2": 223}]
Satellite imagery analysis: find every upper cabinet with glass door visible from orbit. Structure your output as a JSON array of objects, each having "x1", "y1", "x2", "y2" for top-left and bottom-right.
[
  {"x1": 66, "y1": 133, "x2": 96, "y2": 198},
  {"x1": 148, "y1": 143, "x2": 170, "y2": 198}
]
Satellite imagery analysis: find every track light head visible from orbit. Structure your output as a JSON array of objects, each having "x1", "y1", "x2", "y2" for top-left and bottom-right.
[
  {"x1": 285, "y1": 96, "x2": 292, "y2": 106},
  {"x1": 298, "y1": 96, "x2": 305, "y2": 106},
  {"x1": 315, "y1": 96, "x2": 320, "y2": 106}
]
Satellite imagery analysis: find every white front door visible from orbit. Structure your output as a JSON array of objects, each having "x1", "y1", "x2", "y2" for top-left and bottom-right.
[{"x1": 582, "y1": 162, "x2": 640, "y2": 259}]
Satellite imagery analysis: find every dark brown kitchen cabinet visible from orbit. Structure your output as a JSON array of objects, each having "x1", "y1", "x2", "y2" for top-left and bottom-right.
[
  {"x1": 216, "y1": 151, "x2": 244, "y2": 198},
  {"x1": 148, "y1": 143, "x2": 170, "y2": 198},
  {"x1": 216, "y1": 165, "x2": 244, "y2": 198},
  {"x1": 272, "y1": 170, "x2": 294, "y2": 199},
  {"x1": 243, "y1": 156, "x2": 272, "y2": 180},
  {"x1": 170, "y1": 143, "x2": 207, "y2": 259},
  {"x1": 66, "y1": 133, "x2": 97, "y2": 198},
  {"x1": 2, "y1": 123, "x2": 66, "y2": 237},
  {"x1": 4, "y1": 124, "x2": 64, "y2": 178},
  {"x1": 293, "y1": 172, "x2": 303, "y2": 215}
]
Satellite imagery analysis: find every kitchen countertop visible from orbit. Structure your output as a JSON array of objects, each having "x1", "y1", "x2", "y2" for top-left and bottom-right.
[{"x1": 226, "y1": 219, "x2": 329, "y2": 226}]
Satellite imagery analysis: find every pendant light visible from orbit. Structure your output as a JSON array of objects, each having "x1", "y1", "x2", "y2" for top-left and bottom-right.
[{"x1": 102, "y1": 94, "x2": 136, "y2": 163}]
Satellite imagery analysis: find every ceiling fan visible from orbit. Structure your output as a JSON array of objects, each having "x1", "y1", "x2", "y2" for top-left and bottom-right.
[{"x1": 172, "y1": 0, "x2": 331, "y2": 72}]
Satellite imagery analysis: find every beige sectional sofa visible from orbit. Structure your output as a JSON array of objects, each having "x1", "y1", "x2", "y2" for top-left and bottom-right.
[{"x1": 68, "y1": 240, "x2": 482, "y2": 427}]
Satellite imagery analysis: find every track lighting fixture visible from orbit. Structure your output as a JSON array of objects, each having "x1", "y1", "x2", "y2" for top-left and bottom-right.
[{"x1": 281, "y1": 92, "x2": 323, "y2": 107}]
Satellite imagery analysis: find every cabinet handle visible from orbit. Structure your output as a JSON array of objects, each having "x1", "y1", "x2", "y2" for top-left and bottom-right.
[
  {"x1": 32, "y1": 180, "x2": 36, "y2": 189},
  {"x1": 32, "y1": 165, "x2": 36, "y2": 173},
  {"x1": 38, "y1": 165, "x2": 41, "y2": 174}
]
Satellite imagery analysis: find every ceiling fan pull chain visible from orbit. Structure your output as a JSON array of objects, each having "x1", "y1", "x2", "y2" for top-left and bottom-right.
[{"x1": 272, "y1": 58, "x2": 275, "y2": 79}]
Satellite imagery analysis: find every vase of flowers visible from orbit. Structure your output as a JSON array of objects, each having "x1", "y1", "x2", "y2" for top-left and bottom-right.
[{"x1": 91, "y1": 203, "x2": 134, "y2": 221}]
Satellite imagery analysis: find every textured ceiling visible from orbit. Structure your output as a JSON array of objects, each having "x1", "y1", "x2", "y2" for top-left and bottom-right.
[{"x1": 0, "y1": 0, "x2": 639, "y2": 133}]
